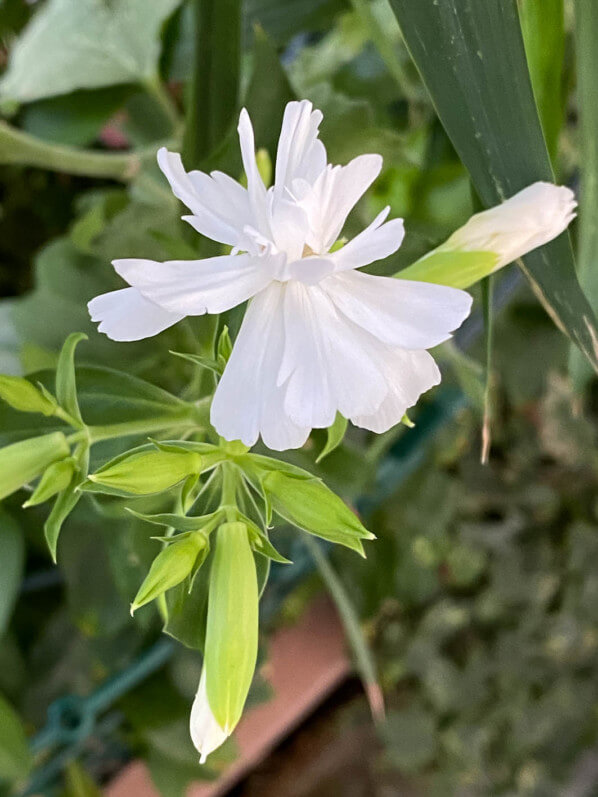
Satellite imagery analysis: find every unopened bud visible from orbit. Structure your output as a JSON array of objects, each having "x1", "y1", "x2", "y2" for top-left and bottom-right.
[
  {"x1": 88, "y1": 449, "x2": 201, "y2": 495},
  {"x1": 0, "y1": 432, "x2": 70, "y2": 501},
  {"x1": 0, "y1": 376, "x2": 57, "y2": 416}
]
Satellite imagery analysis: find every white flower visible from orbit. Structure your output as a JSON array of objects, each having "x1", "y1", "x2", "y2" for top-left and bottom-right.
[
  {"x1": 89, "y1": 100, "x2": 472, "y2": 450},
  {"x1": 189, "y1": 669, "x2": 230, "y2": 764},
  {"x1": 440, "y1": 182, "x2": 577, "y2": 268}
]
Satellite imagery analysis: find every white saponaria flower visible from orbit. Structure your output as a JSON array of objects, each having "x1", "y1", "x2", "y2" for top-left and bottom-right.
[
  {"x1": 440, "y1": 182, "x2": 577, "y2": 269},
  {"x1": 189, "y1": 668, "x2": 229, "y2": 764},
  {"x1": 89, "y1": 100, "x2": 473, "y2": 450}
]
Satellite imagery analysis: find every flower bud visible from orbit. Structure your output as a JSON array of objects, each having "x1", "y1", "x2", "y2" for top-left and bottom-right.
[
  {"x1": 131, "y1": 533, "x2": 207, "y2": 614},
  {"x1": 23, "y1": 457, "x2": 76, "y2": 507},
  {"x1": 203, "y1": 522, "x2": 258, "y2": 743},
  {"x1": 440, "y1": 182, "x2": 577, "y2": 269},
  {"x1": 87, "y1": 449, "x2": 201, "y2": 495},
  {"x1": 0, "y1": 433, "x2": 70, "y2": 501},
  {"x1": 259, "y1": 465, "x2": 375, "y2": 556},
  {"x1": 0, "y1": 376, "x2": 57, "y2": 416},
  {"x1": 190, "y1": 669, "x2": 230, "y2": 765}
]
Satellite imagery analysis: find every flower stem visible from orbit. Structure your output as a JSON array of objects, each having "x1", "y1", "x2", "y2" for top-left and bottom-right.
[
  {"x1": 220, "y1": 462, "x2": 238, "y2": 522},
  {"x1": 0, "y1": 120, "x2": 153, "y2": 181}
]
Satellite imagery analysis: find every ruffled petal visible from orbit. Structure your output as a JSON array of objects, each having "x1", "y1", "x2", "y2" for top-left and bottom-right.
[
  {"x1": 211, "y1": 283, "x2": 310, "y2": 450},
  {"x1": 351, "y1": 348, "x2": 441, "y2": 433},
  {"x1": 190, "y1": 669, "x2": 230, "y2": 764},
  {"x1": 113, "y1": 253, "x2": 281, "y2": 316},
  {"x1": 331, "y1": 207, "x2": 405, "y2": 271},
  {"x1": 238, "y1": 108, "x2": 271, "y2": 236},
  {"x1": 279, "y1": 282, "x2": 388, "y2": 428},
  {"x1": 323, "y1": 270, "x2": 472, "y2": 350},
  {"x1": 274, "y1": 100, "x2": 327, "y2": 194},
  {"x1": 157, "y1": 148, "x2": 253, "y2": 246},
  {"x1": 305, "y1": 154, "x2": 383, "y2": 252},
  {"x1": 88, "y1": 287, "x2": 184, "y2": 341}
]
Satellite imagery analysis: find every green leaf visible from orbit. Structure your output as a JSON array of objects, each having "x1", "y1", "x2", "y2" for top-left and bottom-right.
[
  {"x1": 0, "y1": 511, "x2": 24, "y2": 636},
  {"x1": 519, "y1": 0, "x2": 565, "y2": 163},
  {"x1": 570, "y1": 0, "x2": 598, "y2": 389},
  {"x1": 23, "y1": 456, "x2": 76, "y2": 507},
  {"x1": 0, "y1": 0, "x2": 183, "y2": 103},
  {"x1": 317, "y1": 413, "x2": 348, "y2": 463},
  {"x1": 0, "y1": 692, "x2": 32, "y2": 782},
  {"x1": 397, "y1": 250, "x2": 499, "y2": 290},
  {"x1": 163, "y1": 558, "x2": 211, "y2": 651},
  {"x1": 205, "y1": 522, "x2": 259, "y2": 731},
  {"x1": 131, "y1": 534, "x2": 208, "y2": 614},
  {"x1": 56, "y1": 332, "x2": 87, "y2": 424},
  {"x1": 182, "y1": 0, "x2": 241, "y2": 167},
  {"x1": 389, "y1": 0, "x2": 598, "y2": 373},
  {"x1": 64, "y1": 760, "x2": 103, "y2": 797},
  {"x1": 44, "y1": 471, "x2": 83, "y2": 563},
  {"x1": 0, "y1": 431, "x2": 70, "y2": 501}
]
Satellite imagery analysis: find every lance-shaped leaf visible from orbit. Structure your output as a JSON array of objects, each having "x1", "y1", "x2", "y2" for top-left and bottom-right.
[
  {"x1": 0, "y1": 432, "x2": 70, "y2": 501},
  {"x1": 0, "y1": 693, "x2": 32, "y2": 782},
  {"x1": 389, "y1": 0, "x2": 598, "y2": 372},
  {"x1": 204, "y1": 521, "x2": 259, "y2": 732},
  {"x1": 85, "y1": 448, "x2": 201, "y2": 496},
  {"x1": 131, "y1": 533, "x2": 208, "y2": 615},
  {"x1": 317, "y1": 413, "x2": 348, "y2": 464},
  {"x1": 55, "y1": 332, "x2": 87, "y2": 425},
  {"x1": 0, "y1": 375, "x2": 57, "y2": 416}
]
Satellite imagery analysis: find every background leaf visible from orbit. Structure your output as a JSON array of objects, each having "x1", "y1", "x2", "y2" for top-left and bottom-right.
[
  {"x1": 0, "y1": 0, "x2": 183, "y2": 103},
  {"x1": 389, "y1": 0, "x2": 598, "y2": 373},
  {"x1": 0, "y1": 691, "x2": 32, "y2": 782},
  {"x1": 0, "y1": 511, "x2": 24, "y2": 636}
]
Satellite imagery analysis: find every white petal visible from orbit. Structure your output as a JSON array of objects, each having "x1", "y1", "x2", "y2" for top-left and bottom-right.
[
  {"x1": 113, "y1": 253, "x2": 280, "y2": 315},
  {"x1": 331, "y1": 207, "x2": 405, "y2": 271},
  {"x1": 157, "y1": 148, "x2": 252, "y2": 246},
  {"x1": 283, "y1": 256, "x2": 336, "y2": 285},
  {"x1": 279, "y1": 282, "x2": 389, "y2": 428},
  {"x1": 190, "y1": 670, "x2": 230, "y2": 764},
  {"x1": 442, "y1": 182, "x2": 577, "y2": 268},
  {"x1": 274, "y1": 100, "x2": 327, "y2": 194},
  {"x1": 88, "y1": 287, "x2": 183, "y2": 341},
  {"x1": 211, "y1": 283, "x2": 310, "y2": 450},
  {"x1": 351, "y1": 348, "x2": 441, "y2": 433},
  {"x1": 323, "y1": 270, "x2": 472, "y2": 350},
  {"x1": 238, "y1": 108, "x2": 271, "y2": 235},
  {"x1": 305, "y1": 154, "x2": 383, "y2": 252}
]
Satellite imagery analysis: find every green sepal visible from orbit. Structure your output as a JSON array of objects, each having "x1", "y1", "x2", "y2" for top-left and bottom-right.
[
  {"x1": 55, "y1": 332, "x2": 87, "y2": 425},
  {"x1": 0, "y1": 375, "x2": 57, "y2": 416},
  {"x1": 316, "y1": 413, "x2": 348, "y2": 463},
  {"x1": 216, "y1": 325, "x2": 233, "y2": 366},
  {"x1": 23, "y1": 457, "x2": 77, "y2": 507},
  {"x1": 169, "y1": 350, "x2": 223, "y2": 377},
  {"x1": 240, "y1": 514, "x2": 292, "y2": 564},
  {"x1": 126, "y1": 508, "x2": 224, "y2": 534},
  {"x1": 130, "y1": 533, "x2": 208, "y2": 615},
  {"x1": 397, "y1": 250, "x2": 499, "y2": 290},
  {"x1": 205, "y1": 521, "x2": 259, "y2": 732},
  {"x1": 0, "y1": 432, "x2": 70, "y2": 502}
]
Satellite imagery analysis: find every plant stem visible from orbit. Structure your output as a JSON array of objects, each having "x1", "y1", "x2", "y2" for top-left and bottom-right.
[
  {"x1": 304, "y1": 535, "x2": 385, "y2": 726},
  {"x1": 144, "y1": 75, "x2": 182, "y2": 133},
  {"x1": 220, "y1": 462, "x2": 238, "y2": 522},
  {"x1": 0, "y1": 120, "x2": 156, "y2": 181}
]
